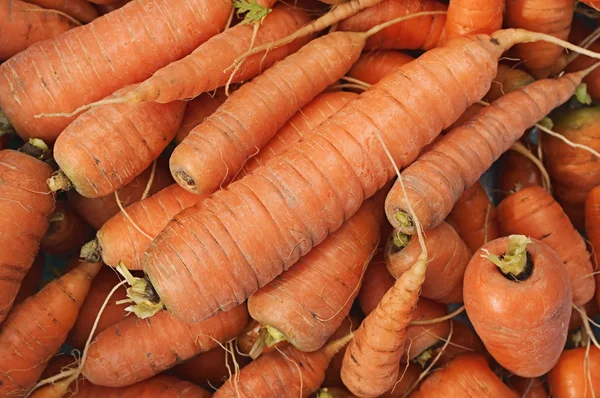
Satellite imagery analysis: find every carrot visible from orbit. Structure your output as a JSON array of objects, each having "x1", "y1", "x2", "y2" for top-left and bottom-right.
[
  {"x1": 431, "y1": 321, "x2": 486, "y2": 366},
  {"x1": 0, "y1": 0, "x2": 232, "y2": 143},
  {"x1": 337, "y1": 0, "x2": 447, "y2": 50},
  {"x1": 81, "y1": 302, "x2": 249, "y2": 387},
  {"x1": 93, "y1": 0, "x2": 130, "y2": 15},
  {"x1": 410, "y1": 354, "x2": 519, "y2": 397},
  {"x1": 497, "y1": 186, "x2": 595, "y2": 305},
  {"x1": 586, "y1": 185, "x2": 600, "y2": 263},
  {"x1": 551, "y1": 180, "x2": 589, "y2": 230},
  {"x1": 13, "y1": 254, "x2": 44, "y2": 305},
  {"x1": 569, "y1": 300, "x2": 599, "y2": 332},
  {"x1": 505, "y1": 0, "x2": 574, "y2": 78},
  {"x1": 404, "y1": 298, "x2": 451, "y2": 361},
  {"x1": 248, "y1": 197, "x2": 382, "y2": 353},
  {"x1": 213, "y1": 333, "x2": 353, "y2": 398},
  {"x1": 464, "y1": 235, "x2": 572, "y2": 376},
  {"x1": 140, "y1": 28, "x2": 600, "y2": 324},
  {"x1": 357, "y1": 253, "x2": 395, "y2": 315},
  {"x1": 547, "y1": 347, "x2": 600, "y2": 398},
  {"x1": 175, "y1": 89, "x2": 230, "y2": 144},
  {"x1": 67, "y1": 161, "x2": 173, "y2": 229},
  {"x1": 346, "y1": 50, "x2": 415, "y2": 85},
  {"x1": 385, "y1": 221, "x2": 470, "y2": 303},
  {"x1": 236, "y1": 319, "x2": 281, "y2": 356},
  {"x1": 444, "y1": 0, "x2": 502, "y2": 40},
  {"x1": 0, "y1": 149, "x2": 54, "y2": 323},
  {"x1": 498, "y1": 147, "x2": 544, "y2": 199},
  {"x1": 566, "y1": 24, "x2": 600, "y2": 100},
  {"x1": 384, "y1": 68, "x2": 593, "y2": 235},
  {"x1": 322, "y1": 312, "x2": 364, "y2": 388},
  {"x1": 0, "y1": 260, "x2": 101, "y2": 397},
  {"x1": 25, "y1": 0, "x2": 99, "y2": 23},
  {"x1": 41, "y1": 200, "x2": 95, "y2": 257},
  {"x1": 0, "y1": 0, "x2": 77, "y2": 61},
  {"x1": 241, "y1": 91, "x2": 358, "y2": 175},
  {"x1": 509, "y1": 377, "x2": 549, "y2": 398},
  {"x1": 485, "y1": 64, "x2": 536, "y2": 103}
]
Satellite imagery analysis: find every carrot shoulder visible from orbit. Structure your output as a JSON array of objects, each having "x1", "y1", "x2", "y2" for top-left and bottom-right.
[{"x1": 445, "y1": 0, "x2": 503, "y2": 40}]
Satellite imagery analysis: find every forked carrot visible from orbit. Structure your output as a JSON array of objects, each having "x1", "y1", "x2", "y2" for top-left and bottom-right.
[
  {"x1": 444, "y1": 0, "x2": 503, "y2": 40},
  {"x1": 26, "y1": 0, "x2": 99, "y2": 23},
  {"x1": 346, "y1": 50, "x2": 414, "y2": 85}
]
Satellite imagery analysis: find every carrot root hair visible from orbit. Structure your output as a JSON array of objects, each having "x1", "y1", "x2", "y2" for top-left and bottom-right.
[
  {"x1": 80, "y1": 239, "x2": 101, "y2": 263},
  {"x1": 47, "y1": 170, "x2": 73, "y2": 193},
  {"x1": 115, "y1": 262, "x2": 164, "y2": 318}
]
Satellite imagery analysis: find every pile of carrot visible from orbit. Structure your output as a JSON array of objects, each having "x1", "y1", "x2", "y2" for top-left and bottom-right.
[{"x1": 3, "y1": 0, "x2": 600, "y2": 397}]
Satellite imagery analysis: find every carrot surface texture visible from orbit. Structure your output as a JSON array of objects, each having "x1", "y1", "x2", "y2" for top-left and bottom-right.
[
  {"x1": 444, "y1": 0, "x2": 503, "y2": 40},
  {"x1": 0, "y1": 0, "x2": 78, "y2": 61},
  {"x1": 346, "y1": 50, "x2": 415, "y2": 86},
  {"x1": 138, "y1": 29, "x2": 600, "y2": 324},
  {"x1": 247, "y1": 196, "x2": 382, "y2": 353},
  {"x1": 547, "y1": 346, "x2": 600, "y2": 398},
  {"x1": 0, "y1": 149, "x2": 54, "y2": 323},
  {"x1": 464, "y1": 235, "x2": 572, "y2": 377},
  {"x1": 0, "y1": 0, "x2": 232, "y2": 143},
  {"x1": 498, "y1": 147, "x2": 545, "y2": 199},
  {"x1": 175, "y1": 89, "x2": 229, "y2": 144},
  {"x1": 384, "y1": 66, "x2": 594, "y2": 234},
  {"x1": 0, "y1": 261, "x2": 101, "y2": 397},
  {"x1": 357, "y1": 252, "x2": 395, "y2": 315},
  {"x1": 25, "y1": 0, "x2": 99, "y2": 23},
  {"x1": 497, "y1": 185, "x2": 596, "y2": 306}
]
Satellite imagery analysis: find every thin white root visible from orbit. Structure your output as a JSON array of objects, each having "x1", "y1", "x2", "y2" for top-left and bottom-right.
[
  {"x1": 509, "y1": 140, "x2": 552, "y2": 194},
  {"x1": 536, "y1": 123, "x2": 600, "y2": 159},
  {"x1": 409, "y1": 306, "x2": 465, "y2": 326},
  {"x1": 115, "y1": 191, "x2": 153, "y2": 240},
  {"x1": 141, "y1": 160, "x2": 157, "y2": 200}
]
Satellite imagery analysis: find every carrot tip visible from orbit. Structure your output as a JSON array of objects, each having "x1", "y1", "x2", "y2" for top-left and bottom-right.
[
  {"x1": 47, "y1": 170, "x2": 73, "y2": 193},
  {"x1": 116, "y1": 262, "x2": 163, "y2": 319},
  {"x1": 80, "y1": 238, "x2": 101, "y2": 263}
]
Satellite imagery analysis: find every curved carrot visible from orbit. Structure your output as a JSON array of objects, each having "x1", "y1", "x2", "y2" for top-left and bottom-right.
[
  {"x1": 464, "y1": 235, "x2": 572, "y2": 376},
  {"x1": 505, "y1": 0, "x2": 574, "y2": 78},
  {"x1": 0, "y1": 0, "x2": 77, "y2": 61},
  {"x1": 13, "y1": 254, "x2": 44, "y2": 305},
  {"x1": 385, "y1": 68, "x2": 591, "y2": 234},
  {"x1": 41, "y1": 200, "x2": 95, "y2": 257},
  {"x1": 0, "y1": 260, "x2": 101, "y2": 397},
  {"x1": 357, "y1": 253, "x2": 395, "y2": 315},
  {"x1": 82, "y1": 304, "x2": 249, "y2": 387},
  {"x1": 485, "y1": 64, "x2": 535, "y2": 102},
  {"x1": 497, "y1": 186, "x2": 595, "y2": 306},
  {"x1": 410, "y1": 354, "x2": 519, "y2": 397},
  {"x1": 67, "y1": 161, "x2": 173, "y2": 229},
  {"x1": 26, "y1": 0, "x2": 98, "y2": 23},
  {"x1": 498, "y1": 148, "x2": 543, "y2": 199},
  {"x1": 509, "y1": 377, "x2": 549, "y2": 398},
  {"x1": 175, "y1": 89, "x2": 229, "y2": 144},
  {"x1": 347, "y1": 50, "x2": 414, "y2": 85},
  {"x1": 547, "y1": 347, "x2": 600, "y2": 398},
  {"x1": 0, "y1": 149, "x2": 54, "y2": 323},
  {"x1": 337, "y1": 0, "x2": 447, "y2": 50},
  {"x1": 445, "y1": 0, "x2": 502, "y2": 40},
  {"x1": 385, "y1": 221, "x2": 470, "y2": 303},
  {"x1": 0, "y1": 0, "x2": 232, "y2": 143},
  {"x1": 248, "y1": 197, "x2": 382, "y2": 352}
]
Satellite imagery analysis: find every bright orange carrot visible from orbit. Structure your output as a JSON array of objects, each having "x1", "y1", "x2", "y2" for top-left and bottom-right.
[
  {"x1": 386, "y1": 222, "x2": 470, "y2": 303},
  {"x1": 26, "y1": 0, "x2": 98, "y2": 23},
  {"x1": 0, "y1": 149, "x2": 54, "y2": 323},
  {"x1": 497, "y1": 186, "x2": 595, "y2": 306},
  {"x1": 67, "y1": 161, "x2": 173, "y2": 229},
  {"x1": 547, "y1": 346, "x2": 600, "y2": 398},
  {"x1": 346, "y1": 50, "x2": 414, "y2": 85},
  {"x1": 248, "y1": 197, "x2": 382, "y2": 352},
  {"x1": 175, "y1": 89, "x2": 229, "y2": 144},
  {"x1": 0, "y1": 0, "x2": 77, "y2": 61},
  {"x1": 337, "y1": 0, "x2": 447, "y2": 50},
  {"x1": 0, "y1": 261, "x2": 101, "y2": 397},
  {"x1": 13, "y1": 254, "x2": 44, "y2": 305},
  {"x1": 445, "y1": 0, "x2": 502, "y2": 40},
  {"x1": 505, "y1": 0, "x2": 574, "y2": 78},
  {"x1": 41, "y1": 200, "x2": 95, "y2": 257},
  {"x1": 0, "y1": 0, "x2": 232, "y2": 142}
]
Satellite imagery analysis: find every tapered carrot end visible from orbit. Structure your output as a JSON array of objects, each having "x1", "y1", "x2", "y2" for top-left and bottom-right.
[
  {"x1": 47, "y1": 170, "x2": 73, "y2": 193},
  {"x1": 76, "y1": 260, "x2": 103, "y2": 279},
  {"x1": 80, "y1": 238, "x2": 102, "y2": 263},
  {"x1": 28, "y1": 376, "x2": 74, "y2": 398},
  {"x1": 323, "y1": 332, "x2": 354, "y2": 360}
]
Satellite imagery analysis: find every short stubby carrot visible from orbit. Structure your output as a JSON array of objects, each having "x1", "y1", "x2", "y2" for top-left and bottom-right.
[
  {"x1": 464, "y1": 235, "x2": 572, "y2": 377},
  {"x1": 385, "y1": 221, "x2": 470, "y2": 303},
  {"x1": 547, "y1": 346, "x2": 600, "y2": 398},
  {"x1": 26, "y1": 0, "x2": 99, "y2": 23},
  {"x1": 347, "y1": 50, "x2": 415, "y2": 85},
  {"x1": 0, "y1": 260, "x2": 101, "y2": 397},
  {"x1": 357, "y1": 253, "x2": 395, "y2": 315},
  {"x1": 0, "y1": 0, "x2": 232, "y2": 142},
  {"x1": 41, "y1": 200, "x2": 95, "y2": 258},
  {"x1": 444, "y1": 0, "x2": 502, "y2": 40},
  {"x1": 50, "y1": 85, "x2": 185, "y2": 198},
  {"x1": 385, "y1": 68, "x2": 590, "y2": 234},
  {"x1": 82, "y1": 304, "x2": 249, "y2": 387},
  {"x1": 247, "y1": 197, "x2": 382, "y2": 352},
  {"x1": 497, "y1": 186, "x2": 595, "y2": 306},
  {"x1": 175, "y1": 89, "x2": 229, "y2": 144},
  {"x1": 337, "y1": 0, "x2": 447, "y2": 50},
  {"x1": 0, "y1": 149, "x2": 54, "y2": 323},
  {"x1": 0, "y1": 0, "x2": 77, "y2": 61}
]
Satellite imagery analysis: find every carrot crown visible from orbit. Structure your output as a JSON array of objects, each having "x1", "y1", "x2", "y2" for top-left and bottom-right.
[
  {"x1": 116, "y1": 262, "x2": 164, "y2": 319},
  {"x1": 483, "y1": 235, "x2": 532, "y2": 279}
]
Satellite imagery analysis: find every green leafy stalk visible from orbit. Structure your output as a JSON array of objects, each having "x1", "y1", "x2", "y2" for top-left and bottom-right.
[{"x1": 233, "y1": 0, "x2": 271, "y2": 24}]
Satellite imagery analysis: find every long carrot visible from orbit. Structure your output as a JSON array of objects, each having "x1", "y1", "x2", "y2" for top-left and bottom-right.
[
  {"x1": 0, "y1": 0, "x2": 77, "y2": 61},
  {"x1": 444, "y1": 0, "x2": 503, "y2": 40},
  {"x1": 0, "y1": 260, "x2": 101, "y2": 397},
  {"x1": 26, "y1": 0, "x2": 98, "y2": 23},
  {"x1": 41, "y1": 200, "x2": 95, "y2": 257},
  {"x1": 175, "y1": 89, "x2": 230, "y2": 144},
  {"x1": 346, "y1": 50, "x2": 414, "y2": 85},
  {"x1": 497, "y1": 186, "x2": 596, "y2": 306},
  {"x1": 464, "y1": 235, "x2": 572, "y2": 376},
  {"x1": 385, "y1": 221, "x2": 470, "y2": 303},
  {"x1": 0, "y1": 149, "x2": 54, "y2": 323},
  {"x1": 247, "y1": 196, "x2": 382, "y2": 353},
  {"x1": 384, "y1": 67, "x2": 593, "y2": 235},
  {"x1": 0, "y1": 0, "x2": 232, "y2": 142},
  {"x1": 139, "y1": 28, "x2": 600, "y2": 324},
  {"x1": 337, "y1": 0, "x2": 447, "y2": 50}
]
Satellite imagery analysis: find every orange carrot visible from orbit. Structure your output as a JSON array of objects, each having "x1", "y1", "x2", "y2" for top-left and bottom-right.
[
  {"x1": 248, "y1": 197, "x2": 382, "y2": 352},
  {"x1": 566, "y1": 24, "x2": 600, "y2": 100},
  {"x1": 497, "y1": 186, "x2": 595, "y2": 305},
  {"x1": 236, "y1": 318, "x2": 281, "y2": 356},
  {"x1": 175, "y1": 89, "x2": 230, "y2": 144},
  {"x1": 26, "y1": 0, "x2": 98, "y2": 23},
  {"x1": 0, "y1": 149, "x2": 54, "y2": 323},
  {"x1": 509, "y1": 377, "x2": 549, "y2": 398},
  {"x1": 13, "y1": 254, "x2": 44, "y2": 305},
  {"x1": 505, "y1": 0, "x2": 574, "y2": 78},
  {"x1": 445, "y1": 0, "x2": 502, "y2": 40},
  {"x1": 41, "y1": 200, "x2": 95, "y2": 257},
  {"x1": 82, "y1": 303, "x2": 249, "y2": 387},
  {"x1": 357, "y1": 253, "x2": 395, "y2": 315},
  {"x1": 337, "y1": 0, "x2": 447, "y2": 50},
  {"x1": 464, "y1": 235, "x2": 572, "y2": 376},
  {"x1": 384, "y1": 68, "x2": 592, "y2": 236},
  {"x1": 553, "y1": 181, "x2": 589, "y2": 231},
  {"x1": 410, "y1": 354, "x2": 519, "y2": 397},
  {"x1": 586, "y1": 186, "x2": 600, "y2": 309},
  {"x1": 322, "y1": 312, "x2": 364, "y2": 388},
  {"x1": 498, "y1": 148, "x2": 544, "y2": 199},
  {"x1": 67, "y1": 162, "x2": 173, "y2": 229},
  {"x1": 484, "y1": 64, "x2": 535, "y2": 103},
  {"x1": 547, "y1": 347, "x2": 600, "y2": 398},
  {"x1": 386, "y1": 222, "x2": 470, "y2": 303},
  {"x1": 0, "y1": 0, "x2": 232, "y2": 142},
  {"x1": 405, "y1": 298, "x2": 451, "y2": 361},
  {"x1": 432, "y1": 321, "x2": 487, "y2": 366},
  {"x1": 0, "y1": 0, "x2": 77, "y2": 61},
  {"x1": 346, "y1": 50, "x2": 415, "y2": 85},
  {"x1": 0, "y1": 260, "x2": 101, "y2": 397},
  {"x1": 568, "y1": 300, "x2": 599, "y2": 332},
  {"x1": 93, "y1": 0, "x2": 130, "y2": 15}
]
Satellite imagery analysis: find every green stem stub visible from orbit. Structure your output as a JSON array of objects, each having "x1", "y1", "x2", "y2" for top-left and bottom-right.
[
  {"x1": 575, "y1": 83, "x2": 592, "y2": 105},
  {"x1": 484, "y1": 235, "x2": 533, "y2": 281},
  {"x1": 414, "y1": 347, "x2": 433, "y2": 368},
  {"x1": 316, "y1": 389, "x2": 335, "y2": 398},
  {"x1": 395, "y1": 210, "x2": 414, "y2": 230},
  {"x1": 249, "y1": 325, "x2": 287, "y2": 359},
  {"x1": 116, "y1": 262, "x2": 163, "y2": 319}
]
